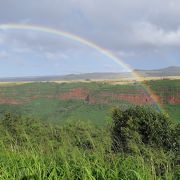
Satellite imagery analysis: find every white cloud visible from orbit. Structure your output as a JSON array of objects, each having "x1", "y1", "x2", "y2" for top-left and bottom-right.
[
  {"x1": 0, "y1": 0, "x2": 180, "y2": 70},
  {"x1": 133, "y1": 22, "x2": 180, "y2": 47}
]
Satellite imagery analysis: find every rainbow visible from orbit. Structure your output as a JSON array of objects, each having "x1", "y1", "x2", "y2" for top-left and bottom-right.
[{"x1": 0, "y1": 23, "x2": 164, "y2": 112}]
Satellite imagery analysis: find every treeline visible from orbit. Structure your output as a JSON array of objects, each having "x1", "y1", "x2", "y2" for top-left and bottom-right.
[{"x1": 0, "y1": 106, "x2": 179, "y2": 179}]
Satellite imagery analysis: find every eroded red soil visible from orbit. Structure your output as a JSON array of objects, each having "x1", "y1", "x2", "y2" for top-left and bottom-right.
[
  {"x1": 59, "y1": 88, "x2": 89, "y2": 100},
  {"x1": 0, "y1": 87, "x2": 179, "y2": 105},
  {"x1": 100, "y1": 92, "x2": 154, "y2": 105}
]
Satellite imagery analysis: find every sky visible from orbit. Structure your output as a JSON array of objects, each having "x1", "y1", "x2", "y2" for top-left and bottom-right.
[{"x1": 0, "y1": 0, "x2": 180, "y2": 77}]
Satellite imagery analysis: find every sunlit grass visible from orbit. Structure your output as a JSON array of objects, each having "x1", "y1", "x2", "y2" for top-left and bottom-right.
[{"x1": 0, "y1": 120, "x2": 178, "y2": 179}]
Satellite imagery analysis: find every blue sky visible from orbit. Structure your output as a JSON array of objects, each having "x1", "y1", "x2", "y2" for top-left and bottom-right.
[
  {"x1": 0, "y1": 30, "x2": 125, "y2": 77},
  {"x1": 0, "y1": 0, "x2": 180, "y2": 77}
]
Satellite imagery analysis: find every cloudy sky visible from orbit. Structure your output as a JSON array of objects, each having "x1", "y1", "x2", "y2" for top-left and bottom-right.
[{"x1": 0, "y1": 0, "x2": 180, "y2": 77}]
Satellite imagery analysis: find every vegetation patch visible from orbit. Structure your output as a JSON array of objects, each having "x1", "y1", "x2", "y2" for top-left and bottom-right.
[{"x1": 0, "y1": 106, "x2": 179, "y2": 179}]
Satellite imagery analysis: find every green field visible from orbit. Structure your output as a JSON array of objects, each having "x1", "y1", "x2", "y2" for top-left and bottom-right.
[
  {"x1": 0, "y1": 79, "x2": 179, "y2": 179},
  {"x1": 0, "y1": 79, "x2": 179, "y2": 124}
]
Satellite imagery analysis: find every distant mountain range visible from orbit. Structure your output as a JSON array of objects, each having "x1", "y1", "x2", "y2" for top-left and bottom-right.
[
  {"x1": 0, "y1": 66, "x2": 179, "y2": 82},
  {"x1": 135, "y1": 66, "x2": 180, "y2": 77}
]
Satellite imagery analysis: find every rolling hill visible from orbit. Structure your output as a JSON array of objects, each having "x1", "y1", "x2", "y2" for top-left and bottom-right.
[
  {"x1": 0, "y1": 79, "x2": 179, "y2": 123},
  {"x1": 0, "y1": 66, "x2": 179, "y2": 82}
]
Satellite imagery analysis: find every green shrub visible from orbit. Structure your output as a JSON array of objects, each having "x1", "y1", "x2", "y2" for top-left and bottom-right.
[{"x1": 111, "y1": 106, "x2": 176, "y2": 153}]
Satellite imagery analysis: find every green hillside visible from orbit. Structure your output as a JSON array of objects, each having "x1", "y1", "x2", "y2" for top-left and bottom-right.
[{"x1": 0, "y1": 79, "x2": 179, "y2": 124}]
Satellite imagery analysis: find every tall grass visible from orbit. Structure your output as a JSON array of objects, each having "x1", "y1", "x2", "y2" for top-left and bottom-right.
[{"x1": 0, "y1": 120, "x2": 178, "y2": 180}]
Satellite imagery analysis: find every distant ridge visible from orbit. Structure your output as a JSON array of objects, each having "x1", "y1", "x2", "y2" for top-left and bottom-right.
[
  {"x1": 134, "y1": 66, "x2": 180, "y2": 77},
  {"x1": 0, "y1": 66, "x2": 179, "y2": 82},
  {"x1": 0, "y1": 72, "x2": 133, "y2": 82}
]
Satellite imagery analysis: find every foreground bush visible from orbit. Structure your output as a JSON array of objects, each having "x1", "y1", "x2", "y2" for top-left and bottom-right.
[{"x1": 111, "y1": 106, "x2": 179, "y2": 177}]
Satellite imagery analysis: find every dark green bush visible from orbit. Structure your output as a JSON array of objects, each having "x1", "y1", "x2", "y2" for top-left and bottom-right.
[
  {"x1": 111, "y1": 106, "x2": 177, "y2": 153},
  {"x1": 111, "y1": 106, "x2": 180, "y2": 177}
]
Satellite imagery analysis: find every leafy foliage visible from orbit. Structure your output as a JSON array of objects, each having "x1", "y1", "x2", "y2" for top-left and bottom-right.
[
  {"x1": 111, "y1": 106, "x2": 180, "y2": 177},
  {"x1": 111, "y1": 106, "x2": 177, "y2": 152}
]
